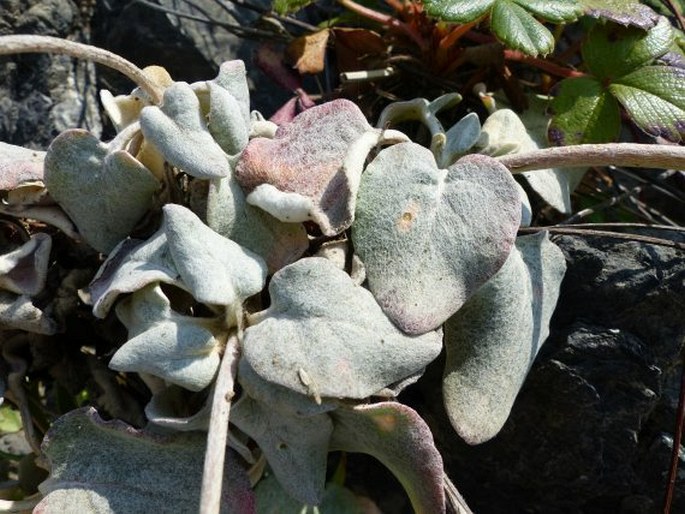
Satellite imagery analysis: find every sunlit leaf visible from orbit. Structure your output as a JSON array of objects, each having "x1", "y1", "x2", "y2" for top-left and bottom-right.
[
  {"x1": 580, "y1": 0, "x2": 660, "y2": 29},
  {"x1": 353, "y1": 142, "x2": 520, "y2": 334},
  {"x1": 0, "y1": 292, "x2": 57, "y2": 334},
  {"x1": 442, "y1": 232, "x2": 566, "y2": 444},
  {"x1": 243, "y1": 257, "x2": 443, "y2": 399},
  {"x1": 330, "y1": 402, "x2": 446, "y2": 514},
  {"x1": 44, "y1": 129, "x2": 159, "y2": 253},
  {"x1": 36, "y1": 408, "x2": 254, "y2": 513}
]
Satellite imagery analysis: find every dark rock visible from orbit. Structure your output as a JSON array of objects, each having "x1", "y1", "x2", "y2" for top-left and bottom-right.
[
  {"x1": 416, "y1": 234, "x2": 685, "y2": 514},
  {"x1": 0, "y1": 0, "x2": 101, "y2": 148}
]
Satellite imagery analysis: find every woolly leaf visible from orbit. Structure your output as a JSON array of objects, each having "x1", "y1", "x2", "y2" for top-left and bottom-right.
[
  {"x1": 111, "y1": 284, "x2": 221, "y2": 392},
  {"x1": 144, "y1": 385, "x2": 211, "y2": 431},
  {"x1": 44, "y1": 130, "x2": 159, "y2": 253},
  {"x1": 36, "y1": 408, "x2": 254, "y2": 514},
  {"x1": 0, "y1": 142, "x2": 47, "y2": 206},
  {"x1": 232, "y1": 395, "x2": 332, "y2": 505},
  {"x1": 206, "y1": 176, "x2": 308, "y2": 274},
  {"x1": 352, "y1": 142, "x2": 520, "y2": 334},
  {"x1": 235, "y1": 99, "x2": 407, "y2": 235},
  {"x1": 211, "y1": 60, "x2": 251, "y2": 128},
  {"x1": 0, "y1": 292, "x2": 57, "y2": 334},
  {"x1": 610, "y1": 65, "x2": 685, "y2": 142},
  {"x1": 442, "y1": 232, "x2": 566, "y2": 444},
  {"x1": 0, "y1": 234, "x2": 51, "y2": 296},
  {"x1": 242, "y1": 257, "x2": 443, "y2": 399},
  {"x1": 330, "y1": 402, "x2": 446, "y2": 514},
  {"x1": 207, "y1": 83, "x2": 249, "y2": 156},
  {"x1": 140, "y1": 82, "x2": 230, "y2": 179}
]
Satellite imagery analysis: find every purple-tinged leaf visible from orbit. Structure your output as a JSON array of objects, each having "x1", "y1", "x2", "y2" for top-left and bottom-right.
[
  {"x1": 235, "y1": 99, "x2": 407, "y2": 235},
  {"x1": 140, "y1": 82, "x2": 230, "y2": 179},
  {"x1": 443, "y1": 232, "x2": 566, "y2": 444},
  {"x1": 0, "y1": 234, "x2": 51, "y2": 296},
  {"x1": 352, "y1": 142, "x2": 521, "y2": 335},
  {"x1": 581, "y1": 0, "x2": 659, "y2": 30},
  {"x1": 330, "y1": 402, "x2": 446, "y2": 514},
  {"x1": 243, "y1": 257, "x2": 442, "y2": 400},
  {"x1": 232, "y1": 395, "x2": 332, "y2": 505},
  {"x1": 44, "y1": 129, "x2": 159, "y2": 253},
  {"x1": 35, "y1": 407, "x2": 255, "y2": 514}
]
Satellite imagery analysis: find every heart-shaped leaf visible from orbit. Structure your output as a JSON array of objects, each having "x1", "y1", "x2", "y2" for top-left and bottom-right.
[
  {"x1": 111, "y1": 284, "x2": 222, "y2": 392},
  {"x1": 206, "y1": 176, "x2": 308, "y2": 274},
  {"x1": 36, "y1": 407, "x2": 254, "y2": 514},
  {"x1": 243, "y1": 257, "x2": 443, "y2": 399},
  {"x1": 44, "y1": 130, "x2": 159, "y2": 253},
  {"x1": 442, "y1": 231, "x2": 566, "y2": 444},
  {"x1": 140, "y1": 82, "x2": 230, "y2": 179},
  {"x1": 0, "y1": 292, "x2": 57, "y2": 334},
  {"x1": 235, "y1": 99, "x2": 407, "y2": 235},
  {"x1": 85, "y1": 204, "x2": 267, "y2": 317},
  {"x1": 232, "y1": 394, "x2": 333, "y2": 505},
  {"x1": 329, "y1": 402, "x2": 446, "y2": 514},
  {"x1": 0, "y1": 234, "x2": 51, "y2": 296},
  {"x1": 352, "y1": 142, "x2": 521, "y2": 334}
]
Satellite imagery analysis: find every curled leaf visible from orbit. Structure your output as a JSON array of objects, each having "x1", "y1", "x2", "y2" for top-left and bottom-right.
[
  {"x1": 243, "y1": 257, "x2": 443, "y2": 399},
  {"x1": 353, "y1": 142, "x2": 521, "y2": 334},
  {"x1": 0, "y1": 292, "x2": 57, "y2": 334},
  {"x1": 443, "y1": 231, "x2": 567, "y2": 444},
  {"x1": 0, "y1": 234, "x2": 51, "y2": 296}
]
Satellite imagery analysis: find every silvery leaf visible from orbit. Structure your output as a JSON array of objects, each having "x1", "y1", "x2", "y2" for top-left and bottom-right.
[{"x1": 0, "y1": 234, "x2": 51, "y2": 296}]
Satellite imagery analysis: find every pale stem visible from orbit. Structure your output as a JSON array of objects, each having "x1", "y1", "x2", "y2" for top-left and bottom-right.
[
  {"x1": 497, "y1": 142, "x2": 685, "y2": 173},
  {"x1": 199, "y1": 332, "x2": 241, "y2": 514},
  {"x1": 0, "y1": 35, "x2": 163, "y2": 104}
]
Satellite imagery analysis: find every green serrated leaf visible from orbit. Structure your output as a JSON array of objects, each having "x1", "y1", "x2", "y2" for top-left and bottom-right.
[
  {"x1": 548, "y1": 76, "x2": 621, "y2": 145},
  {"x1": 491, "y1": 1, "x2": 554, "y2": 56},
  {"x1": 513, "y1": 0, "x2": 582, "y2": 23},
  {"x1": 272, "y1": 0, "x2": 315, "y2": 16},
  {"x1": 583, "y1": 16, "x2": 674, "y2": 79},
  {"x1": 610, "y1": 65, "x2": 685, "y2": 142},
  {"x1": 580, "y1": 0, "x2": 660, "y2": 30},
  {"x1": 423, "y1": 0, "x2": 494, "y2": 23}
]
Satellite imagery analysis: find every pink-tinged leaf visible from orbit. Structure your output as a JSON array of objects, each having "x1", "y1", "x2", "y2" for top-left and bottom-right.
[
  {"x1": 236, "y1": 99, "x2": 407, "y2": 235},
  {"x1": 242, "y1": 257, "x2": 442, "y2": 400},
  {"x1": 352, "y1": 142, "x2": 521, "y2": 335},
  {"x1": 44, "y1": 129, "x2": 159, "y2": 253},
  {"x1": 443, "y1": 232, "x2": 567, "y2": 444},
  {"x1": 0, "y1": 234, "x2": 51, "y2": 296},
  {"x1": 232, "y1": 395, "x2": 332, "y2": 505},
  {"x1": 329, "y1": 402, "x2": 446, "y2": 514},
  {"x1": 254, "y1": 43, "x2": 302, "y2": 92},
  {"x1": 0, "y1": 142, "x2": 45, "y2": 203},
  {"x1": 35, "y1": 407, "x2": 255, "y2": 514}
]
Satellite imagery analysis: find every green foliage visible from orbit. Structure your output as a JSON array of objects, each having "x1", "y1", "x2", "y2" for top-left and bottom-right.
[
  {"x1": 550, "y1": 16, "x2": 685, "y2": 143},
  {"x1": 272, "y1": 0, "x2": 315, "y2": 16}
]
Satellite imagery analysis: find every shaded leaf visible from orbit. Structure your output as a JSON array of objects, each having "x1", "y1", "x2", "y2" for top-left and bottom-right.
[
  {"x1": 44, "y1": 129, "x2": 159, "y2": 253},
  {"x1": 111, "y1": 284, "x2": 221, "y2": 392},
  {"x1": 232, "y1": 395, "x2": 332, "y2": 505},
  {"x1": 273, "y1": 0, "x2": 315, "y2": 15},
  {"x1": 287, "y1": 29, "x2": 331, "y2": 75},
  {"x1": 353, "y1": 142, "x2": 520, "y2": 334},
  {"x1": 144, "y1": 385, "x2": 211, "y2": 431},
  {"x1": 243, "y1": 257, "x2": 443, "y2": 399},
  {"x1": 0, "y1": 234, "x2": 51, "y2": 296},
  {"x1": 36, "y1": 407, "x2": 254, "y2": 514},
  {"x1": 583, "y1": 16, "x2": 673, "y2": 79},
  {"x1": 580, "y1": 0, "x2": 659, "y2": 29},
  {"x1": 442, "y1": 232, "x2": 566, "y2": 444},
  {"x1": 0, "y1": 292, "x2": 57, "y2": 334},
  {"x1": 236, "y1": 99, "x2": 407, "y2": 235},
  {"x1": 443, "y1": 112, "x2": 481, "y2": 164},
  {"x1": 329, "y1": 402, "x2": 446, "y2": 514},
  {"x1": 206, "y1": 176, "x2": 308, "y2": 274},
  {"x1": 140, "y1": 82, "x2": 230, "y2": 179},
  {"x1": 610, "y1": 65, "x2": 685, "y2": 142},
  {"x1": 548, "y1": 77, "x2": 621, "y2": 145}
]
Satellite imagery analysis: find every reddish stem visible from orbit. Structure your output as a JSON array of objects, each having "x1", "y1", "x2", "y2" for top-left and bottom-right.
[{"x1": 504, "y1": 49, "x2": 585, "y2": 79}]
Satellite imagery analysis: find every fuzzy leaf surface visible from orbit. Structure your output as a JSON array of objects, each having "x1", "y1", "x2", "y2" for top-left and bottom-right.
[
  {"x1": 353, "y1": 142, "x2": 520, "y2": 334},
  {"x1": 0, "y1": 292, "x2": 57, "y2": 334},
  {"x1": 442, "y1": 232, "x2": 566, "y2": 444},
  {"x1": 111, "y1": 284, "x2": 222, "y2": 391},
  {"x1": 232, "y1": 395, "x2": 332, "y2": 505},
  {"x1": 330, "y1": 402, "x2": 445, "y2": 514},
  {"x1": 242, "y1": 257, "x2": 443, "y2": 399},
  {"x1": 235, "y1": 99, "x2": 402, "y2": 235},
  {"x1": 0, "y1": 234, "x2": 51, "y2": 296},
  {"x1": 140, "y1": 82, "x2": 230, "y2": 179},
  {"x1": 0, "y1": 142, "x2": 45, "y2": 194},
  {"x1": 44, "y1": 129, "x2": 159, "y2": 253},
  {"x1": 35, "y1": 408, "x2": 254, "y2": 514},
  {"x1": 610, "y1": 65, "x2": 685, "y2": 142}
]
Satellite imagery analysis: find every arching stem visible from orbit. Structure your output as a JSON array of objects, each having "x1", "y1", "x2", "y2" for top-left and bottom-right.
[{"x1": 0, "y1": 35, "x2": 164, "y2": 104}]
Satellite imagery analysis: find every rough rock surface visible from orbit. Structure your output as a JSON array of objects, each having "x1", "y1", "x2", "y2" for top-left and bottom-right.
[
  {"x1": 416, "y1": 234, "x2": 685, "y2": 514},
  {"x1": 0, "y1": 0, "x2": 101, "y2": 148}
]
